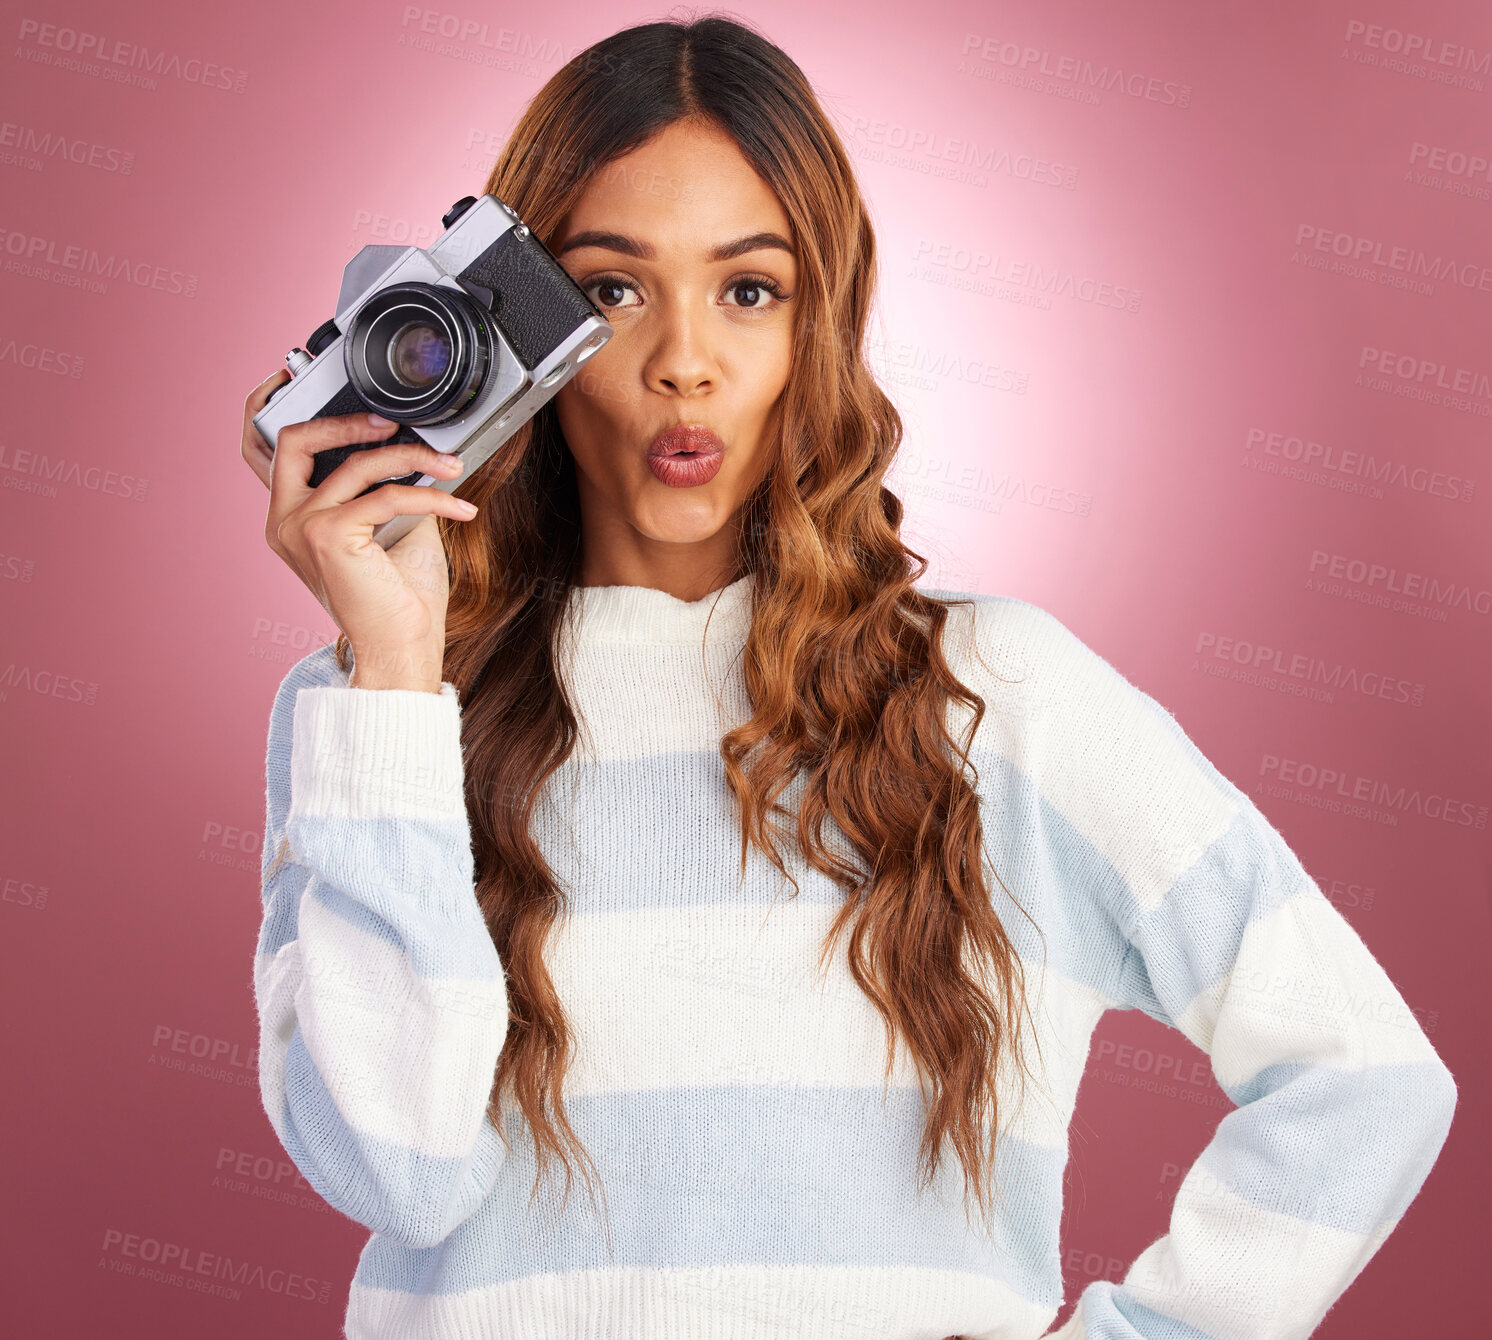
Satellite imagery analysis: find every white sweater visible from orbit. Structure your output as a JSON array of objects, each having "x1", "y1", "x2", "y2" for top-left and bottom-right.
[{"x1": 253, "y1": 574, "x2": 1455, "y2": 1339}]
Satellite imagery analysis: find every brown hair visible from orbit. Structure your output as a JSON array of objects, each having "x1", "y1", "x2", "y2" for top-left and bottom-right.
[{"x1": 338, "y1": 11, "x2": 1043, "y2": 1243}]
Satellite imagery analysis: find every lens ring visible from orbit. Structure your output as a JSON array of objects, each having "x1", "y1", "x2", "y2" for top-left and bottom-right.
[{"x1": 343, "y1": 282, "x2": 492, "y2": 425}]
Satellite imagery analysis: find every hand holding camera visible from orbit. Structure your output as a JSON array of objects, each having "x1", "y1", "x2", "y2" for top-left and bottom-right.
[
  {"x1": 241, "y1": 385, "x2": 475, "y2": 693},
  {"x1": 240, "y1": 192, "x2": 613, "y2": 689}
]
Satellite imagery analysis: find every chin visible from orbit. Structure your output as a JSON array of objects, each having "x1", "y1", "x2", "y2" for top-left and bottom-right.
[{"x1": 632, "y1": 493, "x2": 731, "y2": 544}]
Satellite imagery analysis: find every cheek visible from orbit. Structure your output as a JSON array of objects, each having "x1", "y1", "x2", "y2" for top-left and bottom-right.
[
  {"x1": 751, "y1": 349, "x2": 794, "y2": 431},
  {"x1": 732, "y1": 329, "x2": 794, "y2": 408},
  {"x1": 557, "y1": 342, "x2": 642, "y2": 426},
  {"x1": 553, "y1": 381, "x2": 634, "y2": 486}
]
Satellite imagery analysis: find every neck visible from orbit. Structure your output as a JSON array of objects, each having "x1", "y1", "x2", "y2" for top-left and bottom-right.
[{"x1": 572, "y1": 492, "x2": 744, "y2": 601}]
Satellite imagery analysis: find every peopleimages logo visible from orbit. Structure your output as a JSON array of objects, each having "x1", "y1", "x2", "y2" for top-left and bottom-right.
[
  {"x1": 0, "y1": 121, "x2": 134, "y2": 175},
  {"x1": 0, "y1": 664, "x2": 98, "y2": 706},
  {"x1": 0, "y1": 336, "x2": 85, "y2": 378},
  {"x1": 1243, "y1": 426, "x2": 1475, "y2": 503},
  {"x1": 957, "y1": 33, "x2": 1193, "y2": 108},
  {"x1": 895, "y1": 449, "x2": 1092, "y2": 519},
  {"x1": 0, "y1": 227, "x2": 197, "y2": 298},
  {"x1": 199, "y1": 820, "x2": 262, "y2": 874},
  {"x1": 15, "y1": 19, "x2": 249, "y2": 93},
  {"x1": 868, "y1": 335, "x2": 1031, "y2": 395},
  {"x1": 397, "y1": 6, "x2": 567, "y2": 60},
  {"x1": 0, "y1": 552, "x2": 36, "y2": 582},
  {"x1": 1353, "y1": 345, "x2": 1492, "y2": 419},
  {"x1": 210, "y1": 1147, "x2": 341, "y2": 1219},
  {"x1": 1342, "y1": 20, "x2": 1492, "y2": 75},
  {"x1": 1307, "y1": 548, "x2": 1492, "y2": 617},
  {"x1": 0, "y1": 443, "x2": 149, "y2": 502},
  {"x1": 97, "y1": 1227, "x2": 333, "y2": 1305},
  {"x1": 3, "y1": 875, "x2": 49, "y2": 911},
  {"x1": 1357, "y1": 345, "x2": 1492, "y2": 398},
  {"x1": 1193, "y1": 629, "x2": 1427, "y2": 708},
  {"x1": 1293, "y1": 224, "x2": 1492, "y2": 296},
  {"x1": 1408, "y1": 141, "x2": 1492, "y2": 184},
  {"x1": 909, "y1": 239, "x2": 1143, "y2": 313},
  {"x1": 1260, "y1": 753, "x2": 1487, "y2": 831},
  {"x1": 836, "y1": 110, "x2": 1079, "y2": 191},
  {"x1": 147, "y1": 1023, "x2": 258, "y2": 1087}
]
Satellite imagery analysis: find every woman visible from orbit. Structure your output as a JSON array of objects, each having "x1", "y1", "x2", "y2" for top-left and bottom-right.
[{"x1": 239, "y1": 16, "x2": 1456, "y2": 1340}]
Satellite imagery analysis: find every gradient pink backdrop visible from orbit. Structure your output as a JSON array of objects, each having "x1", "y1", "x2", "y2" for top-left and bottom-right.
[{"x1": 2, "y1": 1, "x2": 1487, "y2": 1335}]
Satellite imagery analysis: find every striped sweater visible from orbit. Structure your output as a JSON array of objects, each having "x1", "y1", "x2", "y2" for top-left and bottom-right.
[{"x1": 253, "y1": 574, "x2": 1456, "y2": 1340}]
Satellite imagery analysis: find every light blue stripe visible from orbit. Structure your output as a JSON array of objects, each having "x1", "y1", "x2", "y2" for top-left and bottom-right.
[
  {"x1": 260, "y1": 823, "x2": 500, "y2": 982},
  {"x1": 1201, "y1": 1057, "x2": 1456, "y2": 1233},
  {"x1": 280, "y1": 1026, "x2": 508, "y2": 1249},
  {"x1": 257, "y1": 860, "x2": 309, "y2": 959},
  {"x1": 352, "y1": 1083, "x2": 1067, "y2": 1305},
  {"x1": 265, "y1": 728, "x2": 1152, "y2": 1005},
  {"x1": 264, "y1": 720, "x2": 1178, "y2": 1004},
  {"x1": 535, "y1": 741, "x2": 1140, "y2": 1005},
  {"x1": 1082, "y1": 1284, "x2": 1221, "y2": 1340},
  {"x1": 973, "y1": 747, "x2": 1134, "y2": 999},
  {"x1": 1125, "y1": 810, "x2": 1309, "y2": 1019},
  {"x1": 299, "y1": 866, "x2": 503, "y2": 982},
  {"x1": 535, "y1": 749, "x2": 842, "y2": 911}
]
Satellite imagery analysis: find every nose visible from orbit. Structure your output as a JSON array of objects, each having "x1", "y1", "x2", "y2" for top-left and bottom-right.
[{"x1": 641, "y1": 300, "x2": 717, "y2": 398}]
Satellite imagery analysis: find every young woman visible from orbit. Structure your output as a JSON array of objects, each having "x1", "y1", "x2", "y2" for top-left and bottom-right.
[{"x1": 239, "y1": 16, "x2": 1456, "y2": 1340}]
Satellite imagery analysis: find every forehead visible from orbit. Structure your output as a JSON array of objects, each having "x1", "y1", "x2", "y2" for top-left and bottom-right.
[{"x1": 559, "y1": 119, "x2": 793, "y2": 254}]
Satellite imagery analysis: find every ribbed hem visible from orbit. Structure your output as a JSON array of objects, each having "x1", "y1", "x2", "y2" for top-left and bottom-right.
[
  {"x1": 347, "y1": 1263, "x2": 1058, "y2": 1339},
  {"x1": 565, "y1": 574, "x2": 752, "y2": 646},
  {"x1": 289, "y1": 683, "x2": 466, "y2": 820}
]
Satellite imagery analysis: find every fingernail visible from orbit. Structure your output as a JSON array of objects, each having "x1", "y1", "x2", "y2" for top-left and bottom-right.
[
  {"x1": 456, "y1": 499, "x2": 478, "y2": 515},
  {"x1": 437, "y1": 453, "x2": 461, "y2": 468},
  {"x1": 367, "y1": 413, "x2": 395, "y2": 427}
]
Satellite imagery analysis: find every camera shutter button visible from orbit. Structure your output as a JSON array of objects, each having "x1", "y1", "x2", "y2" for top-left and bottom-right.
[
  {"x1": 284, "y1": 348, "x2": 314, "y2": 377},
  {"x1": 442, "y1": 196, "x2": 478, "y2": 229}
]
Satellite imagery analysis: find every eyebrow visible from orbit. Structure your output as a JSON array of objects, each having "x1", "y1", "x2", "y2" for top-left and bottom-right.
[{"x1": 556, "y1": 229, "x2": 795, "y2": 262}]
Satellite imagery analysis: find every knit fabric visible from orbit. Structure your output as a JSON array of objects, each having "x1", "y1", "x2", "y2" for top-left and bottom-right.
[{"x1": 253, "y1": 575, "x2": 1456, "y2": 1340}]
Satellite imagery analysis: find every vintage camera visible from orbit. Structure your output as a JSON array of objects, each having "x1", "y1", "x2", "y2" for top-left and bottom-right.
[{"x1": 253, "y1": 193, "x2": 612, "y2": 548}]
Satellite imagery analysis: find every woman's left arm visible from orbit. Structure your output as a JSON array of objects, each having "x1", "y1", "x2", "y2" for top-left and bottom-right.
[
  {"x1": 981, "y1": 601, "x2": 1460, "y2": 1340},
  {"x1": 1077, "y1": 793, "x2": 1456, "y2": 1338}
]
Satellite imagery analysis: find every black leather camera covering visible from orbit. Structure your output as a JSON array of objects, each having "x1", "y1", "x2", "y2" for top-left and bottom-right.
[
  {"x1": 306, "y1": 380, "x2": 424, "y2": 490},
  {"x1": 458, "y1": 226, "x2": 598, "y2": 371}
]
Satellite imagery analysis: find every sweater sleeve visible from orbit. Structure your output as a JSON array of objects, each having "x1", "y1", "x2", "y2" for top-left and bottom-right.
[
  {"x1": 252, "y1": 647, "x2": 511, "y2": 1250},
  {"x1": 1001, "y1": 604, "x2": 1459, "y2": 1340}
]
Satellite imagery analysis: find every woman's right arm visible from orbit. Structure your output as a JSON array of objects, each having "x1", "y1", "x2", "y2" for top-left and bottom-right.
[
  {"x1": 242, "y1": 374, "x2": 510, "y2": 1249},
  {"x1": 256, "y1": 653, "x2": 511, "y2": 1249}
]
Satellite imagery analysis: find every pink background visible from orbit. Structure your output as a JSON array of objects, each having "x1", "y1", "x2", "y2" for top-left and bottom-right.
[{"x1": 2, "y1": 0, "x2": 1488, "y2": 1334}]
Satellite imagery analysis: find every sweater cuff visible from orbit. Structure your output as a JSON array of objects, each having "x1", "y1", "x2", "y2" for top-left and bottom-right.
[{"x1": 290, "y1": 683, "x2": 467, "y2": 822}]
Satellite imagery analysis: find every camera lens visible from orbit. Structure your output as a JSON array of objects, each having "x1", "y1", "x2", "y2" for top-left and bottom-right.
[
  {"x1": 388, "y1": 321, "x2": 452, "y2": 388},
  {"x1": 343, "y1": 281, "x2": 492, "y2": 425}
]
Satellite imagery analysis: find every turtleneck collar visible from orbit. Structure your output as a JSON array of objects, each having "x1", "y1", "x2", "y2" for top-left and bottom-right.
[{"x1": 564, "y1": 573, "x2": 754, "y2": 646}]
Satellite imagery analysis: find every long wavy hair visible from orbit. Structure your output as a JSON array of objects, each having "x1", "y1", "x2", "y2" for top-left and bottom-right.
[{"x1": 335, "y1": 11, "x2": 1044, "y2": 1242}]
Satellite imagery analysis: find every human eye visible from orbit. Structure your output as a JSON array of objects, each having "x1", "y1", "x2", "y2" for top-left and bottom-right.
[
  {"x1": 720, "y1": 272, "x2": 792, "y2": 310},
  {"x1": 583, "y1": 273, "x2": 642, "y2": 310}
]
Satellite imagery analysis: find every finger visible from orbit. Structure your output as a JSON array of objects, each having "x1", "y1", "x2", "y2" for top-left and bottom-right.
[
  {"x1": 244, "y1": 368, "x2": 290, "y2": 417},
  {"x1": 267, "y1": 412, "x2": 398, "y2": 534},
  {"x1": 241, "y1": 370, "x2": 290, "y2": 490},
  {"x1": 243, "y1": 436, "x2": 274, "y2": 489},
  {"x1": 335, "y1": 483, "x2": 479, "y2": 532},
  {"x1": 308, "y1": 441, "x2": 465, "y2": 508}
]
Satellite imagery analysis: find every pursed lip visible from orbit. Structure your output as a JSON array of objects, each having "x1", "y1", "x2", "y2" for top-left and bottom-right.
[{"x1": 647, "y1": 424, "x2": 725, "y2": 458}]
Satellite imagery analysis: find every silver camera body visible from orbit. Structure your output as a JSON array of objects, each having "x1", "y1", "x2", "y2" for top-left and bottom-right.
[{"x1": 253, "y1": 193, "x2": 612, "y2": 548}]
